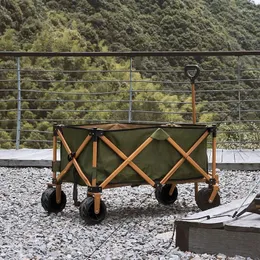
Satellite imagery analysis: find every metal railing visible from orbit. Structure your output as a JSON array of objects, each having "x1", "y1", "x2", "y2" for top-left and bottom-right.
[{"x1": 0, "y1": 51, "x2": 260, "y2": 150}]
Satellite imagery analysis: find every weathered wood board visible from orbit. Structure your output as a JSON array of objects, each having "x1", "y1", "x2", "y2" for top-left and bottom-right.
[
  {"x1": 188, "y1": 227, "x2": 260, "y2": 258},
  {"x1": 176, "y1": 196, "x2": 260, "y2": 259}
]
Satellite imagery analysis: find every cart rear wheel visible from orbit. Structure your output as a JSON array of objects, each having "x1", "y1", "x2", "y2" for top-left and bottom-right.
[
  {"x1": 41, "y1": 187, "x2": 66, "y2": 213},
  {"x1": 196, "y1": 187, "x2": 220, "y2": 211},
  {"x1": 155, "y1": 184, "x2": 178, "y2": 205},
  {"x1": 79, "y1": 197, "x2": 107, "y2": 224}
]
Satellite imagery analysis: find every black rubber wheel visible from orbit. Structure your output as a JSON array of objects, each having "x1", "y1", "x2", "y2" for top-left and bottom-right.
[
  {"x1": 41, "y1": 187, "x2": 66, "y2": 213},
  {"x1": 155, "y1": 184, "x2": 178, "y2": 205},
  {"x1": 79, "y1": 197, "x2": 107, "y2": 225},
  {"x1": 196, "y1": 187, "x2": 220, "y2": 211}
]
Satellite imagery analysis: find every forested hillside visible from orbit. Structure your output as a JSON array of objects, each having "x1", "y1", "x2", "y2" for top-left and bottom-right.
[
  {"x1": 0, "y1": 0, "x2": 260, "y2": 148},
  {"x1": 1, "y1": 0, "x2": 260, "y2": 52}
]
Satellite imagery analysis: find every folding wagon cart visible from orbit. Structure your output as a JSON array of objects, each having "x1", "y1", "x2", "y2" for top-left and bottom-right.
[{"x1": 41, "y1": 65, "x2": 220, "y2": 224}]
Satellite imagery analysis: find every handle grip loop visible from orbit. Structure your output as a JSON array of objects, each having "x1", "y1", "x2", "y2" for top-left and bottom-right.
[{"x1": 185, "y1": 65, "x2": 200, "y2": 83}]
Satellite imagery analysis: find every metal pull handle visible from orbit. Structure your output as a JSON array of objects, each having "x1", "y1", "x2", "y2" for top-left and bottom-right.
[{"x1": 184, "y1": 65, "x2": 200, "y2": 83}]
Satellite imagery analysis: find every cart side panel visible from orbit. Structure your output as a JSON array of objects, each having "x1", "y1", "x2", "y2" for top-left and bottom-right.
[
  {"x1": 59, "y1": 125, "x2": 208, "y2": 186},
  {"x1": 60, "y1": 127, "x2": 93, "y2": 185},
  {"x1": 96, "y1": 127, "x2": 208, "y2": 184}
]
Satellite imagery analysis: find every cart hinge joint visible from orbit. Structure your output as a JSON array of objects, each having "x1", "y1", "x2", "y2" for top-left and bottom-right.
[
  {"x1": 51, "y1": 178, "x2": 57, "y2": 184},
  {"x1": 206, "y1": 178, "x2": 216, "y2": 186},
  {"x1": 155, "y1": 183, "x2": 162, "y2": 189},
  {"x1": 89, "y1": 128, "x2": 104, "y2": 141},
  {"x1": 88, "y1": 186, "x2": 102, "y2": 193},
  {"x1": 208, "y1": 125, "x2": 217, "y2": 136},
  {"x1": 53, "y1": 124, "x2": 64, "y2": 136},
  {"x1": 68, "y1": 152, "x2": 76, "y2": 161}
]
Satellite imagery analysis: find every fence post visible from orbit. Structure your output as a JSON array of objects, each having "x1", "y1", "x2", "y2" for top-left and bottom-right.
[
  {"x1": 128, "y1": 57, "x2": 133, "y2": 123},
  {"x1": 16, "y1": 57, "x2": 21, "y2": 149},
  {"x1": 237, "y1": 56, "x2": 241, "y2": 150}
]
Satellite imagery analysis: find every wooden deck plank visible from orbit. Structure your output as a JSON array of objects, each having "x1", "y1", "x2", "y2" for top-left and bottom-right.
[
  {"x1": 225, "y1": 213, "x2": 260, "y2": 232},
  {"x1": 0, "y1": 149, "x2": 58, "y2": 160},
  {"x1": 213, "y1": 149, "x2": 223, "y2": 164},
  {"x1": 188, "y1": 227, "x2": 260, "y2": 259},
  {"x1": 179, "y1": 196, "x2": 254, "y2": 228},
  {"x1": 221, "y1": 150, "x2": 236, "y2": 163},
  {"x1": 236, "y1": 150, "x2": 260, "y2": 163},
  {"x1": 207, "y1": 149, "x2": 212, "y2": 162},
  {"x1": 236, "y1": 150, "x2": 250, "y2": 163},
  {"x1": 176, "y1": 196, "x2": 260, "y2": 258},
  {"x1": 0, "y1": 159, "x2": 51, "y2": 167},
  {"x1": 1, "y1": 149, "x2": 259, "y2": 162}
]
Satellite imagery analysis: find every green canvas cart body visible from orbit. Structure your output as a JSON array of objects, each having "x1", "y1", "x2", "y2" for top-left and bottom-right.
[
  {"x1": 41, "y1": 65, "x2": 221, "y2": 224},
  {"x1": 59, "y1": 123, "x2": 208, "y2": 185}
]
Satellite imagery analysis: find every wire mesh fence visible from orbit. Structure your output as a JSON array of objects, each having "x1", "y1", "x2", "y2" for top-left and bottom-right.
[{"x1": 0, "y1": 51, "x2": 260, "y2": 149}]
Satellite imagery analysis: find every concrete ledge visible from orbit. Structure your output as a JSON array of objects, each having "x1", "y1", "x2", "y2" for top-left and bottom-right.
[
  {"x1": 0, "y1": 159, "x2": 51, "y2": 168},
  {"x1": 209, "y1": 163, "x2": 260, "y2": 171},
  {"x1": 1, "y1": 160, "x2": 260, "y2": 171},
  {"x1": 0, "y1": 149, "x2": 259, "y2": 170}
]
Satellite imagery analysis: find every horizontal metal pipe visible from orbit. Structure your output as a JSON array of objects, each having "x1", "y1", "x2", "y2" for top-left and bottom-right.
[
  {"x1": 21, "y1": 130, "x2": 52, "y2": 134},
  {"x1": 20, "y1": 139, "x2": 53, "y2": 143},
  {"x1": 8, "y1": 108, "x2": 236, "y2": 115},
  {"x1": 1, "y1": 78, "x2": 259, "y2": 85},
  {"x1": 219, "y1": 130, "x2": 260, "y2": 133},
  {"x1": 16, "y1": 98, "x2": 247, "y2": 104},
  {"x1": 0, "y1": 89, "x2": 17, "y2": 92},
  {"x1": 2, "y1": 87, "x2": 258, "y2": 95},
  {"x1": 132, "y1": 110, "x2": 230, "y2": 114},
  {"x1": 0, "y1": 139, "x2": 16, "y2": 142},
  {"x1": 217, "y1": 141, "x2": 260, "y2": 144},
  {"x1": 1, "y1": 50, "x2": 260, "y2": 57},
  {"x1": 0, "y1": 129, "x2": 16, "y2": 132},
  {"x1": 5, "y1": 97, "x2": 258, "y2": 104},
  {"x1": 0, "y1": 119, "x2": 16, "y2": 122},
  {"x1": 2, "y1": 67, "x2": 259, "y2": 73}
]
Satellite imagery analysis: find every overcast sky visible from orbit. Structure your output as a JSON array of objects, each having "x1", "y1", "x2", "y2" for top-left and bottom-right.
[{"x1": 253, "y1": 0, "x2": 260, "y2": 4}]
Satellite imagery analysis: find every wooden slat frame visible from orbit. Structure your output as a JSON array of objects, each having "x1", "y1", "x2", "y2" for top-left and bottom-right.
[
  {"x1": 54, "y1": 127, "x2": 216, "y2": 200},
  {"x1": 100, "y1": 137, "x2": 153, "y2": 188},
  {"x1": 160, "y1": 130, "x2": 210, "y2": 184},
  {"x1": 56, "y1": 130, "x2": 91, "y2": 186},
  {"x1": 99, "y1": 129, "x2": 211, "y2": 189},
  {"x1": 100, "y1": 135, "x2": 156, "y2": 187}
]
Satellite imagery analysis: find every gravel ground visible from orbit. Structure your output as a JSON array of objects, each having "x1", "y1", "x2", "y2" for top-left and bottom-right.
[{"x1": 0, "y1": 167, "x2": 259, "y2": 260}]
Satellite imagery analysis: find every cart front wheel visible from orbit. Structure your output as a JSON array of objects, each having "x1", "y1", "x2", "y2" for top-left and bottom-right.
[
  {"x1": 196, "y1": 187, "x2": 220, "y2": 211},
  {"x1": 79, "y1": 197, "x2": 107, "y2": 224},
  {"x1": 41, "y1": 187, "x2": 66, "y2": 213},
  {"x1": 155, "y1": 184, "x2": 178, "y2": 205}
]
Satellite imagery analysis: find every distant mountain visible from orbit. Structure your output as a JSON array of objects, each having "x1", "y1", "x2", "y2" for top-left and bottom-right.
[{"x1": 0, "y1": 0, "x2": 259, "y2": 52}]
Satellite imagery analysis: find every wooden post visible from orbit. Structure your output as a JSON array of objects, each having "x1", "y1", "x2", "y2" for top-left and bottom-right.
[
  {"x1": 52, "y1": 134, "x2": 57, "y2": 182},
  {"x1": 92, "y1": 139, "x2": 97, "y2": 187},
  {"x1": 94, "y1": 193, "x2": 101, "y2": 214},
  {"x1": 192, "y1": 83, "x2": 196, "y2": 124},
  {"x1": 169, "y1": 184, "x2": 177, "y2": 196},
  {"x1": 56, "y1": 184, "x2": 61, "y2": 204}
]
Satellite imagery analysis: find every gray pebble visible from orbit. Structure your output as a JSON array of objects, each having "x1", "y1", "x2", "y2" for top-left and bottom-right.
[{"x1": 0, "y1": 167, "x2": 258, "y2": 259}]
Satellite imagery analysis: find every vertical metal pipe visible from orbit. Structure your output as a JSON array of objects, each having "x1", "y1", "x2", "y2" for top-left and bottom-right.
[
  {"x1": 237, "y1": 57, "x2": 241, "y2": 150},
  {"x1": 16, "y1": 57, "x2": 21, "y2": 150},
  {"x1": 128, "y1": 57, "x2": 133, "y2": 123}
]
